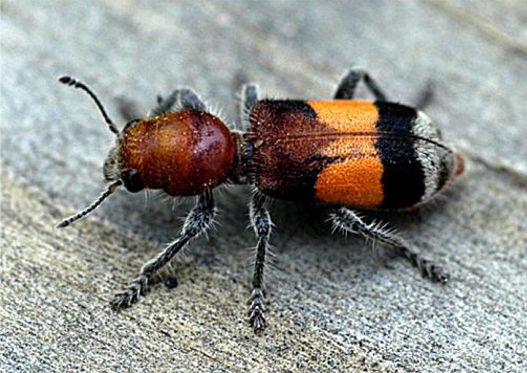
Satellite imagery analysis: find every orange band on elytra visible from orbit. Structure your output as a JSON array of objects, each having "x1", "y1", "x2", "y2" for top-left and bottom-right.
[
  {"x1": 307, "y1": 100, "x2": 384, "y2": 208},
  {"x1": 307, "y1": 100, "x2": 379, "y2": 132}
]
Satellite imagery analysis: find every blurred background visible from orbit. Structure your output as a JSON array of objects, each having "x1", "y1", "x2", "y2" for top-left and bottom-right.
[{"x1": 1, "y1": 1, "x2": 526, "y2": 372}]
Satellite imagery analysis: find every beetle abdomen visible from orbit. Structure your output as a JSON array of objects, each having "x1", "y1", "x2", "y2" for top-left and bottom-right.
[{"x1": 249, "y1": 100, "x2": 459, "y2": 209}]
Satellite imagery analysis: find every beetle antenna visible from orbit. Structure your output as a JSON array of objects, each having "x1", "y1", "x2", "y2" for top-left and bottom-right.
[
  {"x1": 56, "y1": 180, "x2": 122, "y2": 228},
  {"x1": 58, "y1": 75, "x2": 120, "y2": 135}
]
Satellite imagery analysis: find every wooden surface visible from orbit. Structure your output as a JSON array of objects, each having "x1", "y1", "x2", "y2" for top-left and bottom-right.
[{"x1": 1, "y1": 1, "x2": 526, "y2": 372}]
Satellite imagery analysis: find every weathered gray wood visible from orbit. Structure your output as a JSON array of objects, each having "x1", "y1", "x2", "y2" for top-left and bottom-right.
[{"x1": 1, "y1": 1, "x2": 526, "y2": 372}]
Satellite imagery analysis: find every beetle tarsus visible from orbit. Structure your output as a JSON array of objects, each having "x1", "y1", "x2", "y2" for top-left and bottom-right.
[
  {"x1": 248, "y1": 287, "x2": 266, "y2": 332},
  {"x1": 397, "y1": 246, "x2": 450, "y2": 283},
  {"x1": 111, "y1": 275, "x2": 148, "y2": 310}
]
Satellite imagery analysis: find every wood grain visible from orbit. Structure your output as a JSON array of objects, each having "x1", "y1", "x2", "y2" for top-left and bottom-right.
[{"x1": 1, "y1": 1, "x2": 526, "y2": 372}]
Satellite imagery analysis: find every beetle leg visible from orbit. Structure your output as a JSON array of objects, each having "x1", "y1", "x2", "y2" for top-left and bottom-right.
[
  {"x1": 248, "y1": 191, "x2": 272, "y2": 332},
  {"x1": 148, "y1": 90, "x2": 180, "y2": 116},
  {"x1": 330, "y1": 207, "x2": 449, "y2": 283},
  {"x1": 148, "y1": 88, "x2": 206, "y2": 117},
  {"x1": 111, "y1": 190, "x2": 216, "y2": 310},
  {"x1": 240, "y1": 83, "x2": 259, "y2": 131},
  {"x1": 176, "y1": 88, "x2": 207, "y2": 111},
  {"x1": 334, "y1": 67, "x2": 388, "y2": 101}
]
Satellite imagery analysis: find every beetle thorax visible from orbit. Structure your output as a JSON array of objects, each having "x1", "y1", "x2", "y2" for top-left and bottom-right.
[{"x1": 105, "y1": 110, "x2": 237, "y2": 196}]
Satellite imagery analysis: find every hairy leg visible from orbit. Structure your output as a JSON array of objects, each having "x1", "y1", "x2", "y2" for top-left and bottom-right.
[
  {"x1": 248, "y1": 191, "x2": 273, "y2": 331},
  {"x1": 111, "y1": 190, "x2": 216, "y2": 309},
  {"x1": 330, "y1": 207, "x2": 448, "y2": 282}
]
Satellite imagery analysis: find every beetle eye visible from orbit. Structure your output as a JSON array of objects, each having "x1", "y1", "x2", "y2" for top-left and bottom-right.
[{"x1": 120, "y1": 169, "x2": 144, "y2": 192}]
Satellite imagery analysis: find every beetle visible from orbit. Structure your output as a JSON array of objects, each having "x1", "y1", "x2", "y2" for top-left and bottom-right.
[{"x1": 56, "y1": 68, "x2": 464, "y2": 332}]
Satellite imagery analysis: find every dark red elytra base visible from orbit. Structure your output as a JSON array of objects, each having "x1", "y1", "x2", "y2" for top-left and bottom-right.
[{"x1": 120, "y1": 109, "x2": 236, "y2": 196}]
